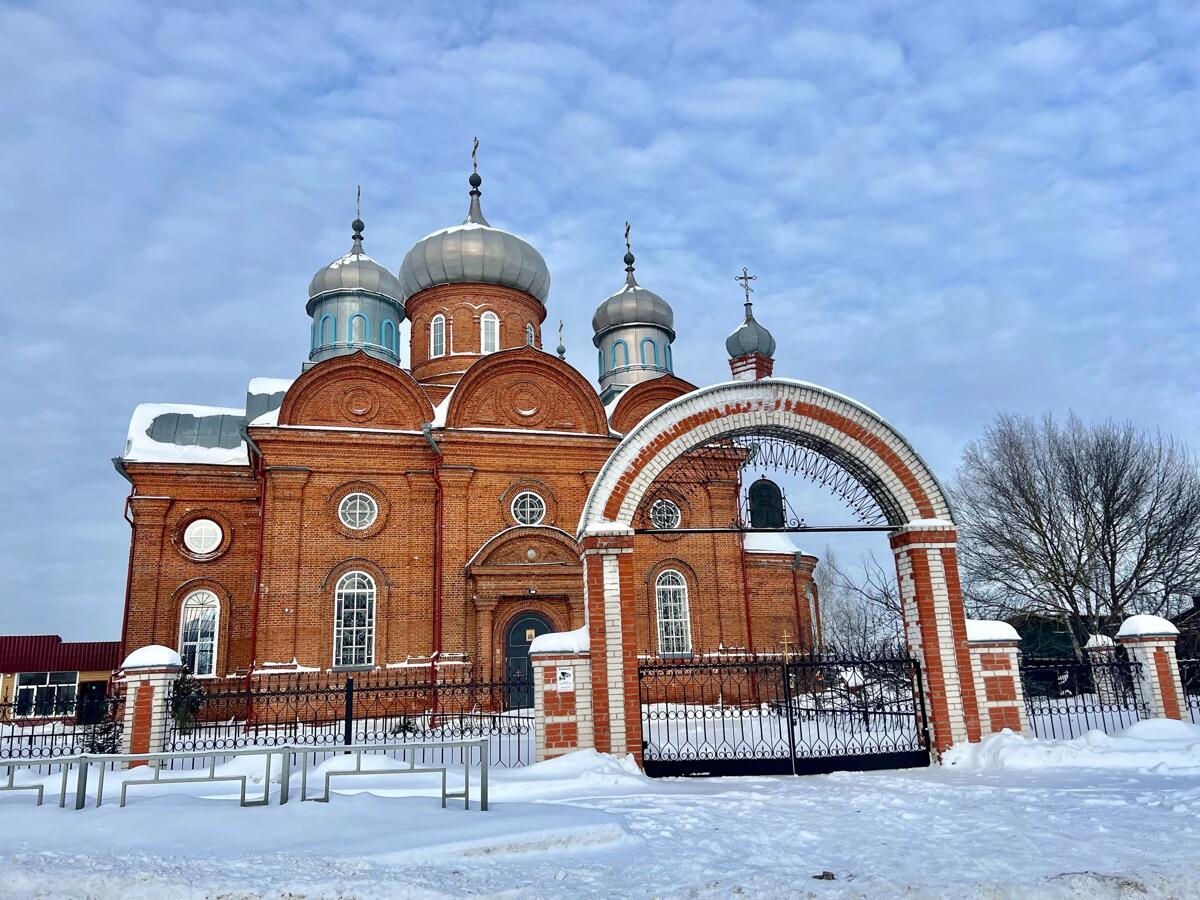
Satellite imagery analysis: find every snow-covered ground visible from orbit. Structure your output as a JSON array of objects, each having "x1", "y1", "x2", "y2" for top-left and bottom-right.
[{"x1": 3, "y1": 721, "x2": 1200, "y2": 898}]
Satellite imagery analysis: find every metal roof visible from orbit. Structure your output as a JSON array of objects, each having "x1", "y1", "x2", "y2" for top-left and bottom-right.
[{"x1": 0, "y1": 635, "x2": 121, "y2": 674}]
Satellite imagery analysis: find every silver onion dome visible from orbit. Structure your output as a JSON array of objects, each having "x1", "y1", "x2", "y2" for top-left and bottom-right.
[
  {"x1": 398, "y1": 172, "x2": 550, "y2": 304},
  {"x1": 307, "y1": 218, "x2": 403, "y2": 305},
  {"x1": 591, "y1": 251, "x2": 675, "y2": 339},
  {"x1": 726, "y1": 299, "x2": 776, "y2": 358}
]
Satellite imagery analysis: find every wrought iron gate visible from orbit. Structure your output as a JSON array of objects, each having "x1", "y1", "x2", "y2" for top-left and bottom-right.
[{"x1": 638, "y1": 651, "x2": 930, "y2": 777}]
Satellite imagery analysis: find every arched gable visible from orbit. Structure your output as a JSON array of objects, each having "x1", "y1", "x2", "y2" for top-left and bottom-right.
[
  {"x1": 446, "y1": 346, "x2": 608, "y2": 434},
  {"x1": 465, "y1": 525, "x2": 582, "y2": 576},
  {"x1": 608, "y1": 374, "x2": 697, "y2": 434},
  {"x1": 277, "y1": 352, "x2": 434, "y2": 430}
]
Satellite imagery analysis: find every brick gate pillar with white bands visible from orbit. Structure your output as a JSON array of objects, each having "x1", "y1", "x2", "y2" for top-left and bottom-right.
[
  {"x1": 1117, "y1": 615, "x2": 1186, "y2": 721},
  {"x1": 574, "y1": 378, "x2": 986, "y2": 759},
  {"x1": 965, "y1": 620, "x2": 1030, "y2": 736},
  {"x1": 530, "y1": 632, "x2": 594, "y2": 761},
  {"x1": 118, "y1": 645, "x2": 182, "y2": 767}
]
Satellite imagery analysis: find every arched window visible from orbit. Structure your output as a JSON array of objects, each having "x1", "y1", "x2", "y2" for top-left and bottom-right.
[
  {"x1": 598, "y1": 349, "x2": 605, "y2": 377},
  {"x1": 525, "y1": 323, "x2": 535, "y2": 346},
  {"x1": 381, "y1": 319, "x2": 397, "y2": 354},
  {"x1": 349, "y1": 313, "x2": 368, "y2": 345},
  {"x1": 320, "y1": 315, "x2": 336, "y2": 347},
  {"x1": 430, "y1": 315, "x2": 446, "y2": 358},
  {"x1": 640, "y1": 338, "x2": 658, "y2": 366},
  {"x1": 612, "y1": 340, "x2": 629, "y2": 369},
  {"x1": 481, "y1": 311, "x2": 500, "y2": 354},
  {"x1": 179, "y1": 590, "x2": 219, "y2": 677},
  {"x1": 310, "y1": 321, "x2": 317, "y2": 351},
  {"x1": 665, "y1": 343, "x2": 673, "y2": 372},
  {"x1": 334, "y1": 571, "x2": 376, "y2": 668},
  {"x1": 655, "y1": 570, "x2": 691, "y2": 657}
]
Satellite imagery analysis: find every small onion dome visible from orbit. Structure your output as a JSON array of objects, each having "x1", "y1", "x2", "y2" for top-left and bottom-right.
[
  {"x1": 307, "y1": 218, "x2": 403, "y2": 304},
  {"x1": 726, "y1": 298, "x2": 776, "y2": 358},
  {"x1": 398, "y1": 172, "x2": 550, "y2": 304},
  {"x1": 591, "y1": 251, "x2": 675, "y2": 341}
]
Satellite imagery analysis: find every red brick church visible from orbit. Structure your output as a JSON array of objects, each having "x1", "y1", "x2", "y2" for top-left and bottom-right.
[{"x1": 115, "y1": 164, "x2": 820, "y2": 683}]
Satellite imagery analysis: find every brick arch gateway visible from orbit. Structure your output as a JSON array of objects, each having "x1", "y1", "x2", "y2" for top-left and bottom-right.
[{"x1": 573, "y1": 378, "x2": 983, "y2": 760}]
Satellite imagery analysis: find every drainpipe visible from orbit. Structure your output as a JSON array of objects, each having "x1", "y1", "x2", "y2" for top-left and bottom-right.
[
  {"x1": 243, "y1": 429, "x2": 267, "y2": 701},
  {"x1": 112, "y1": 459, "x2": 135, "y2": 666},
  {"x1": 422, "y1": 423, "x2": 444, "y2": 715}
]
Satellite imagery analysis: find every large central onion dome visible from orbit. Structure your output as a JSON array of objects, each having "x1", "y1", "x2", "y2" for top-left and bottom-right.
[{"x1": 398, "y1": 172, "x2": 550, "y2": 304}]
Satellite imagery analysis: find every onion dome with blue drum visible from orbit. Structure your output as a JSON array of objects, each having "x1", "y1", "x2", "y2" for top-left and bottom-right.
[
  {"x1": 398, "y1": 168, "x2": 550, "y2": 305},
  {"x1": 592, "y1": 224, "x2": 676, "y2": 403},
  {"x1": 306, "y1": 195, "x2": 406, "y2": 367}
]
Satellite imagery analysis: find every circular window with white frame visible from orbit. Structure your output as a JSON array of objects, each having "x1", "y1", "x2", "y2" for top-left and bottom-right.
[
  {"x1": 511, "y1": 491, "x2": 546, "y2": 526},
  {"x1": 182, "y1": 518, "x2": 223, "y2": 556},
  {"x1": 338, "y1": 492, "x2": 379, "y2": 530},
  {"x1": 649, "y1": 498, "x2": 682, "y2": 530}
]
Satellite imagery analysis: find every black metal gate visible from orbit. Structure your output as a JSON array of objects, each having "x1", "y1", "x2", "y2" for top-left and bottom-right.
[{"x1": 638, "y1": 651, "x2": 930, "y2": 777}]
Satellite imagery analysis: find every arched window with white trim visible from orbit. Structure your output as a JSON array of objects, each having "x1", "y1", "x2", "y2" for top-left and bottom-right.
[
  {"x1": 334, "y1": 571, "x2": 376, "y2": 668},
  {"x1": 655, "y1": 570, "x2": 692, "y2": 657},
  {"x1": 525, "y1": 323, "x2": 535, "y2": 346},
  {"x1": 179, "y1": 590, "x2": 219, "y2": 677},
  {"x1": 430, "y1": 314, "x2": 446, "y2": 358},
  {"x1": 481, "y1": 311, "x2": 500, "y2": 354}
]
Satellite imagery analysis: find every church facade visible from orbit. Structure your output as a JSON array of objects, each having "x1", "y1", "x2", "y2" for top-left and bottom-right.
[{"x1": 115, "y1": 167, "x2": 820, "y2": 684}]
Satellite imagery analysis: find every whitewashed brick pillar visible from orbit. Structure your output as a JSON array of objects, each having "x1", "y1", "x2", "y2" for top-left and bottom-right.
[
  {"x1": 966, "y1": 620, "x2": 1029, "y2": 735},
  {"x1": 118, "y1": 645, "x2": 182, "y2": 767},
  {"x1": 530, "y1": 645, "x2": 594, "y2": 761},
  {"x1": 890, "y1": 522, "x2": 982, "y2": 753},
  {"x1": 580, "y1": 529, "x2": 640, "y2": 763},
  {"x1": 1117, "y1": 615, "x2": 1185, "y2": 721}
]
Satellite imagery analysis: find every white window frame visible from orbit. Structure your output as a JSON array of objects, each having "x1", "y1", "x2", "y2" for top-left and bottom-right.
[
  {"x1": 14, "y1": 671, "x2": 78, "y2": 718},
  {"x1": 510, "y1": 491, "x2": 546, "y2": 526},
  {"x1": 481, "y1": 311, "x2": 500, "y2": 354},
  {"x1": 338, "y1": 492, "x2": 378, "y2": 530},
  {"x1": 649, "y1": 498, "x2": 682, "y2": 530},
  {"x1": 430, "y1": 314, "x2": 446, "y2": 358},
  {"x1": 179, "y1": 589, "x2": 220, "y2": 677},
  {"x1": 182, "y1": 518, "x2": 223, "y2": 556},
  {"x1": 655, "y1": 569, "x2": 692, "y2": 657},
  {"x1": 334, "y1": 571, "x2": 376, "y2": 668},
  {"x1": 525, "y1": 323, "x2": 535, "y2": 346}
]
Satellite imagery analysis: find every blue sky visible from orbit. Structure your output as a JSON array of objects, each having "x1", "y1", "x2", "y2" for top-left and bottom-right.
[{"x1": 1, "y1": 1, "x2": 1197, "y2": 638}]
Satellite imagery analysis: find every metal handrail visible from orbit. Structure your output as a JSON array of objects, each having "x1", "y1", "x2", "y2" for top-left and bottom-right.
[{"x1": 0, "y1": 738, "x2": 490, "y2": 811}]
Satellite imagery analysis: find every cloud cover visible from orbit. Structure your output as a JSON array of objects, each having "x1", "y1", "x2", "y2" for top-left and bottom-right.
[{"x1": 0, "y1": 0, "x2": 1197, "y2": 636}]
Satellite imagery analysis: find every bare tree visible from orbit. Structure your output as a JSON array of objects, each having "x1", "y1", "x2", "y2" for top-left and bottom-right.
[
  {"x1": 814, "y1": 546, "x2": 904, "y2": 652},
  {"x1": 954, "y1": 413, "x2": 1200, "y2": 644}
]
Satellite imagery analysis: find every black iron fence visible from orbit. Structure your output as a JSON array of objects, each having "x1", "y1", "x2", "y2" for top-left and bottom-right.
[
  {"x1": 0, "y1": 692, "x2": 124, "y2": 768},
  {"x1": 163, "y1": 669, "x2": 534, "y2": 770},
  {"x1": 638, "y1": 650, "x2": 929, "y2": 777},
  {"x1": 1020, "y1": 655, "x2": 1147, "y2": 739},
  {"x1": 1179, "y1": 657, "x2": 1200, "y2": 725}
]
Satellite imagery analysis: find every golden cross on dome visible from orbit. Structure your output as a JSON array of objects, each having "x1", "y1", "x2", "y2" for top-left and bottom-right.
[
  {"x1": 472, "y1": 136, "x2": 479, "y2": 174},
  {"x1": 736, "y1": 266, "x2": 757, "y2": 304}
]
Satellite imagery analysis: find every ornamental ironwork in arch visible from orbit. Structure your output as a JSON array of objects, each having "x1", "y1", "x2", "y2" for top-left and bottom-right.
[{"x1": 635, "y1": 425, "x2": 895, "y2": 531}]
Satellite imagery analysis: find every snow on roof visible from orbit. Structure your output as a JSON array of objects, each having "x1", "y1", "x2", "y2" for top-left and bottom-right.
[
  {"x1": 247, "y1": 377, "x2": 294, "y2": 396},
  {"x1": 742, "y1": 532, "x2": 805, "y2": 555},
  {"x1": 1085, "y1": 634, "x2": 1116, "y2": 649},
  {"x1": 965, "y1": 619, "x2": 1021, "y2": 643},
  {"x1": 124, "y1": 403, "x2": 249, "y2": 466},
  {"x1": 248, "y1": 407, "x2": 281, "y2": 427},
  {"x1": 1117, "y1": 615, "x2": 1179, "y2": 638},
  {"x1": 122, "y1": 644, "x2": 182, "y2": 670},
  {"x1": 530, "y1": 626, "x2": 589, "y2": 655},
  {"x1": 431, "y1": 390, "x2": 454, "y2": 428}
]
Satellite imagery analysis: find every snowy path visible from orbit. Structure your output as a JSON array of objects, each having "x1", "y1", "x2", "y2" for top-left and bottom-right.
[{"x1": 1, "y1": 733, "x2": 1199, "y2": 898}]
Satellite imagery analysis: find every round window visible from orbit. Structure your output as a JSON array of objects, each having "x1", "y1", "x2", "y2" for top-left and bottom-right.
[
  {"x1": 511, "y1": 491, "x2": 546, "y2": 526},
  {"x1": 183, "y1": 518, "x2": 223, "y2": 555},
  {"x1": 649, "y1": 499, "x2": 682, "y2": 530},
  {"x1": 338, "y1": 493, "x2": 378, "y2": 530}
]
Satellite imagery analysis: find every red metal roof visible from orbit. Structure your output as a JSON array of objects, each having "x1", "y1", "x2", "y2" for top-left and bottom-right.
[{"x1": 0, "y1": 635, "x2": 121, "y2": 674}]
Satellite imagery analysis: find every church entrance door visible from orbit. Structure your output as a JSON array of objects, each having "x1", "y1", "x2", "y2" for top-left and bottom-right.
[{"x1": 504, "y1": 611, "x2": 552, "y2": 708}]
